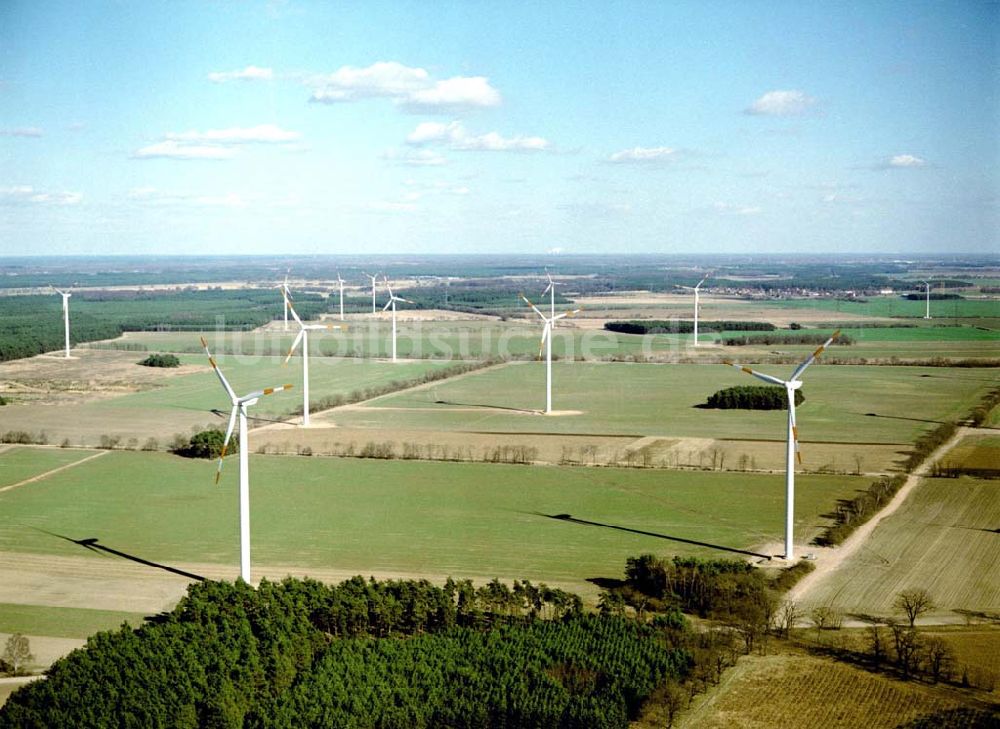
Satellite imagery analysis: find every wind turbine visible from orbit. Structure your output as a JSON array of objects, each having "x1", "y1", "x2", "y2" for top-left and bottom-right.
[
  {"x1": 362, "y1": 271, "x2": 380, "y2": 314},
  {"x1": 383, "y1": 276, "x2": 413, "y2": 363},
  {"x1": 723, "y1": 330, "x2": 840, "y2": 561},
  {"x1": 283, "y1": 301, "x2": 346, "y2": 426},
  {"x1": 542, "y1": 270, "x2": 562, "y2": 320},
  {"x1": 335, "y1": 271, "x2": 346, "y2": 321},
  {"x1": 201, "y1": 336, "x2": 292, "y2": 583},
  {"x1": 677, "y1": 273, "x2": 710, "y2": 346},
  {"x1": 276, "y1": 269, "x2": 292, "y2": 331},
  {"x1": 521, "y1": 294, "x2": 580, "y2": 414},
  {"x1": 51, "y1": 287, "x2": 72, "y2": 358},
  {"x1": 922, "y1": 281, "x2": 932, "y2": 320}
]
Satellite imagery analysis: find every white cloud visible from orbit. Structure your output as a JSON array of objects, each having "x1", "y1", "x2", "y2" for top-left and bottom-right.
[
  {"x1": 309, "y1": 61, "x2": 430, "y2": 103},
  {"x1": 133, "y1": 124, "x2": 300, "y2": 161},
  {"x1": 406, "y1": 121, "x2": 462, "y2": 145},
  {"x1": 207, "y1": 66, "x2": 274, "y2": 83},
  {"x1": 404, "y1": 121, "x2": 550, "y2": 153},
  {"x1": 400, "y1": 179, "x2": 470, "y2": 200},
  {"x1": 401, "y1": 76, "x2": 501, "y2": 112},
  {"x1": 382, "y1": 148, "x2": 449, "y2": 166},
  {"x1": 713, "y1": 202, "x2": 762, "y2": 216},
  {"x1": 166, "y1": 124, "x2": 300, "y2": 144},
  {"x1": 132, "y1": 140, "x2": 235, "y2": 160},
  {"x1": 887, "y1": 154, "x2": 926, "y2": 168},
  {"x1": 128, "y1": 187, "x2": 251, "y2": 208},
  {"x1": 0, "y1": 185, "x2": 81, "y2": 205},
  {"x1": 607, "y1": 146, "x2": 677, "y2": 164},
  {"x1": 366, "y1": 200, "x2": 419, "y2": 214},
  {"x1": 308, "y1": 61, "x2": 500, "y2": 112},
  {"x1": 0, "y1": 127, "x2": 43, "y2": 137},
  {"x1": 745, "y1": 90, "x2": 816, "y2": 116}
]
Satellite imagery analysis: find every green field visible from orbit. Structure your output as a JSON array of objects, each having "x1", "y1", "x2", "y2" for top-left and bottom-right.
[
  {"x1": 0, "y1": 354, "x2": 455, "y2": 446},
  {"x1": 85, "y1": 318, "x2": 1000, "y2": 363},
  {"x1": 0, "y1": 447, "x2": 96, "y2": 488},
  {"x1": 803, "y1": 476, "x2": 1000, "y2": 618},
  {"x1": 0, "y1": 450, "x2": 867, "y2": 584},
  {"x1": 0, "y1": 603, "x2": 145, "y2": 639},
  {"x1": 770, "y1": 296, "x2": 1000, "y2": 320},
  {"x1": 328, "y1": 361, "x2": 993, "y2": 445}
]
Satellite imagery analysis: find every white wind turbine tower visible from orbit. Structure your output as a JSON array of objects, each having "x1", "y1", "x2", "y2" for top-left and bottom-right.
[
  {"x1": 521, "y1": 293, "x2": 581, "y2": 414},
  {"x1": 922, "y1": 281, "x2": 932, "y2": 320},
  {"x1": 201, "y1": 336, "x2": 292, "y2": 583},
  {"x1": 284, "y1": 300, "x2": 346, "y2": 426},
  {"x1": 335, "y1": 271, "x2": 346, "y2": 321},
  {"x1": 276, "y1": 269, "x2": 293, "y2": 331},
  {"x1": 382, "y1": 276, "x2": 413, "y2": 363},
  {"x1": 723, "y1": 329, "x2": 840, "y2": 561},
  {"x1": 677, "y1": 274, "x2": 710, "y2": 346},
  {"x1": 362, "y1": 271, "x2": 380, "y2": 314},
  {"x1": 51, "y1": 287, "x2": 72, "y2": 358}
]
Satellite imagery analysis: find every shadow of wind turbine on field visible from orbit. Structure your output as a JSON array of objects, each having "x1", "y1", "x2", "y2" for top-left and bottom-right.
[
  {"x1": 532, "y1": 512, "x2": 773, "y2": 560},
  {"x1": 33, "y1": 527, "x2": 205, "y2": 581}
]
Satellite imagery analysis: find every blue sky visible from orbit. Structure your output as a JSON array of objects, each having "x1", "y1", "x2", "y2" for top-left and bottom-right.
[{"x1": 1, "y1": 0, "x2": 996, "y2": 256}]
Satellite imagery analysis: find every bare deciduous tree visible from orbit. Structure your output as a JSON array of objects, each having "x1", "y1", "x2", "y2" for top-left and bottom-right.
[
  {"x1": 778, "y1": 600, "x2": 800, "y2": 639},
  {"x1": 924, "y1": 636, "x2": 954, "y2": 683},
  {"x1": 894, "y1": 588, "x2": 935, "y2": 628},
  {"x1": 3, "y1": 633, "x2": 32, "y2": 675}
]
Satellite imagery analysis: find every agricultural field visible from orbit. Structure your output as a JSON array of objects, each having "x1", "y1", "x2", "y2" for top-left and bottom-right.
[
  {"x1": 802, "y1": 475, "x2": 1000, "y2": 620},
  {"x1": 0, "y1": 447, "x2": 99, "y2": 490},
  {"x1": 942, "y1": 434, "x2": 1000, "y2": 474},
  {"x1": 0, "y1": 448, "x2": 870, "y2": 641},
  {"x1": 0, "y1": 349, "x2": 455, "y2": 446},
  {"x1": 321, "y1": 361, "x2": 993, "y2": 446},
  {"x1": 672, "y1": 651, "x2": 997, "y2": 729}
]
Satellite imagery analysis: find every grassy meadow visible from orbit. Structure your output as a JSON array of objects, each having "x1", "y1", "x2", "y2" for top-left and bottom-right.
[
  {"x1": 327, "y1": 361, "x2": 994, "y2": 445},
  {"x1": 0, "y1": 449, "x2": 868, "y2": 585}
]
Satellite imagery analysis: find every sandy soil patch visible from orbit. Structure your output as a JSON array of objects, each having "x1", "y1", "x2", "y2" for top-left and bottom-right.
[{"x1": 0, "y1": 349, "x2": 202, "y2": 406}]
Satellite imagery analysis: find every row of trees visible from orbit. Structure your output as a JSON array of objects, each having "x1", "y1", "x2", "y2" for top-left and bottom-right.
[
  {"x1": 604, "y1": 320, "x2": 775, "y2": 335},
  {"x1": 722, "y1": 332, "x2": 854, "y2": 346},
  {"x1": 0, "y1": 576, "x2": 698, "y2": 729}
]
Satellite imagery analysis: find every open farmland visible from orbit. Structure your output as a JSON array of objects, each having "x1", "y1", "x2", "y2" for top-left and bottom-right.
[
  {"x1": 672, "y1": 652, "x2": 997, "y2": 729},
  {"x1": 801, "y1": 475, "x2": 1000, "y2": 620},
  {"x1": 0, "y1": 447, "x2": 101, "y2": 490},
  {"x1": 319, "y1": 361, "x2": 993, "y2": 446},
  {"x1": 0, "y1": 349, "x2": 455, "y2": 446},
  {"x1": 0, "y1": 449, "x2": 869, "y2": 626}
]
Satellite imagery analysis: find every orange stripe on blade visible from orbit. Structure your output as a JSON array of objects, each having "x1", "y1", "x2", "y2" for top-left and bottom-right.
[
  {"x1": 208, "y1": 357, "x2": 218, "y2": 368},
  {"x1": 741, "y1": 366, "x2": 754, "y2": 375},
  {"x1": 263, "y1": 388, "x2": 274, "y2": 395}
]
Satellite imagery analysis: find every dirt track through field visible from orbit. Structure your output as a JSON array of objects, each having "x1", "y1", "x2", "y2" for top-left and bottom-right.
[
  {"x1": 0, "y1": 450, "x2": 108, "y2": 494},
  {"x1": 787, "y1": 426, "x2": 973, "y2": 609}
]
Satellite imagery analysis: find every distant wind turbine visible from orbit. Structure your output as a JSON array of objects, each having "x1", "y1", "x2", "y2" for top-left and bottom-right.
[
  {"x1": 51, "y1": 287, "x2": 72, "y2": 358},
  {"x1": 521, "y1": 293, "x2": 580, "y2": 414},
  {"x1": 276, "y1": 269, "x2": 292, "y2": 331},
  {"x1": 677, "y1": 274, "x2": 710, "y2": 346},
  {"x1": 723, "y1": 330, "x2": 840, "y2": 561},
  {"x1": 383, "y1": 276, "x2": 413, "y2": 363},
  {"x1": 335, "y1": 271, "x2": 346, "y2": 321},
  {"x1": 542, "y1": 270, "x2": 562, "y2": 320},
  {"x1": 922, "y1": 281, "x2": 932, "y2": 320},
  {"x1": 201, "y1": 336, "x2": 292, "y2": 582},
  {"x1": 362, "y1": 271, "x2": 380, "y2": 314},
  {"x1": 284, "y1": 301, "x2": 346, "y2": 426}
]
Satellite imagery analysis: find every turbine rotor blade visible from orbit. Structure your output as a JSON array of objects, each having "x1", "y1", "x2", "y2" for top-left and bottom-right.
[
  {"x1": 383, "y1": 299, "x2": 393, "y2": 311},
  {"x1": 200, "y1": 337, "x2": 237, "y2": 402},
  {"x1": 520, "y1": 293, "x2": 546, "y2": 320},
  {"x1": 240, "y1": 383, "x2": 293, "y2": 403},
  {"x1": 286, "y1": 300, "x2": 304, "y2": 326},
  {"x1": 215, "y1": 406, "x2": 238, "y2": 484},
  {"x1": 538, "y1": 322, "x2": 551, "y2": 357},
  {"x1": 790, "y1": 329, "x2": 841, "y2": 381},
  {"x1": 284, "y1": 330, "x2": 305, "y2": 364},
  {"x1": 723, "y1": 360, "x2": 786, "y2": 387}
]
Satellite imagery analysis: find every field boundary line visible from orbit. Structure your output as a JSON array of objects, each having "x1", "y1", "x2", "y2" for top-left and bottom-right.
[
  {"x1": 0, "y1": 450, "x2": 109, "y2": 494},
  {"x1": 788, "y1": 426, "x2": 973, "y2": 606}
]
